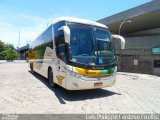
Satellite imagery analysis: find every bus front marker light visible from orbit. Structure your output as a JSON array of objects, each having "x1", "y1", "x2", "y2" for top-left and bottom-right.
[{"x1": 67, "y1": 69, "x2": 83, "y2": 78}]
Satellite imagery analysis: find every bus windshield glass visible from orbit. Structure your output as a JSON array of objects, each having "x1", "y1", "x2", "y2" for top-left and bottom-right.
[{"x1": 67, "y1": 22, "x2": 115, "y2": 66}]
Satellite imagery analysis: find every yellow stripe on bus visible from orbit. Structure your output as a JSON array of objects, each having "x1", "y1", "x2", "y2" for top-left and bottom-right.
[{"x1": 74, "y1": 67, "x2": 111, "y2": 77}]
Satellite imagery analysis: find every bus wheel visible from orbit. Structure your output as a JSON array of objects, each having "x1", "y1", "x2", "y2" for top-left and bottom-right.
[
  {"x1": 48, "y1": 69, "x2": 56, "y2": 88},
  {"x1": 30, "y1": 63, "x2": 34, "y2": 73}
]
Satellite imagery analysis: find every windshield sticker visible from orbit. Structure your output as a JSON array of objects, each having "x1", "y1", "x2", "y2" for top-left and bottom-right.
[{"x1": 99, "y1": 58, "x2": 103, "y2": 64}]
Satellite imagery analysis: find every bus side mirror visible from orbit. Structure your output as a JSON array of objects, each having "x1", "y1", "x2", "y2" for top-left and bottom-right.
[
  {"x1": 111, "y1": 34, "x2": 125, "y2": 49},
  {"x1": 58, "y1": 26, "x2": 70, "y2": 44}
]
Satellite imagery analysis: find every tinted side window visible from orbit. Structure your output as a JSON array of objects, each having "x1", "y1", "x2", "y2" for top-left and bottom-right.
[
  {"x1": 54, "y1": 21, "x2": 65, "y2": 46},
  {"x1": 45, "y1": 26, "x2": 52, "y2": 42},
  {"x1": 29, "y1": 25, "x2": 54, "y2": 59},
  {"x1": 44, "y1": 25, "x2": 53, "y2": 48},
  {"x1": 54, "y1": 21, "x2": 67, "y2": 61}
]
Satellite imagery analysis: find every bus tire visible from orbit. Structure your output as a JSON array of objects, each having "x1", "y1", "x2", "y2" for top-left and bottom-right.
[
  {"x1": 48, "y1": 69, "x2": 56, "y2": 88},
  {"x1": 30, "y1": 63, "x2": 34, "y2": 73}
]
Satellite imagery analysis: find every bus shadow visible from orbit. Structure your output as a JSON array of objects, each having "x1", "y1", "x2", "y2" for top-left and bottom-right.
[{"x1": 29, "y1": 71, "x2": 121, "y2": 104}]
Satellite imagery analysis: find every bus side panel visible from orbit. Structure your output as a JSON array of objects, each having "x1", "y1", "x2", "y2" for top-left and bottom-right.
[
  {"x1": 29, "y1": 46, "x2": 56, "y2": 78},
  {"x1": 54, "y1": 58, "x2": 67, "y2": 88}
]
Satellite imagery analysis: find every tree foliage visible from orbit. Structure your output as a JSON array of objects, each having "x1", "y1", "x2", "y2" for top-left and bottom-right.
[
  {"x1": 3, "y1": 44, "x2": 17, "y2": 60},
  {"x1": 0, "y1": 41, "x2": 18, "y2": 60},
  {"x1": 0, "y1": 40, "x2": 5, "y2": 51},
  {"x1": 0, "y1": 40, "x2": 5, "y2": 59}
]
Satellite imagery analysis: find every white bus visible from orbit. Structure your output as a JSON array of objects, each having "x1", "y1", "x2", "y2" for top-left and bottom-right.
[{"x1": 28, "y1": 17, "x2": 125, "y2": 90}]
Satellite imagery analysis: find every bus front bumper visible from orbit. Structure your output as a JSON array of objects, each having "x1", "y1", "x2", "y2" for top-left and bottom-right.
[{"x1": 65, "y1": 73, "x2": 116, "y2": 90}]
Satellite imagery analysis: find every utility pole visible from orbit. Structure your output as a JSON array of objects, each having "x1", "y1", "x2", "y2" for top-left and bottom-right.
[
  {"x1": 18, "y1": 31, "x2": 21, "y2": 48},
  {"x1": 18, "y1": 31, "x2": 21, "y2": 62}
]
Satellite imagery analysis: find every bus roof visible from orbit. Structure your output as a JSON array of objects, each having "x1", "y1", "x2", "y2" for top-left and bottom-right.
[{"x1": 51, "y1": 17, "x2": 108, "y2": 29}]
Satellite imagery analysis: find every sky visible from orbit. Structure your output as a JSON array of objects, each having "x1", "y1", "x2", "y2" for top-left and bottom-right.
[{"x1": 0, "y1": 0, "x2": 151, "y2": 48}]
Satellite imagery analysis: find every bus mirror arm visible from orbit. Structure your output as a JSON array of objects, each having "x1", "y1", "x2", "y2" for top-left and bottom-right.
[
  {"x1": 58, "y1": 26, "x2": 70, "y2": 44},
  {"x1": 111, "y1": 34, "x2": 125, "y2": 49}
]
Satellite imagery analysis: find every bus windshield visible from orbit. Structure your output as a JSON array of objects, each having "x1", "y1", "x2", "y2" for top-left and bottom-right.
[{"x1": 67, "y1": 22, "x2": 116, "y2": 66}]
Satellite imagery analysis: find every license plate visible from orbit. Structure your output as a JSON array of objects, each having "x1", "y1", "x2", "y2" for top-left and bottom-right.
[{"x1": 94, "y1": 82, "x2": 103, "y2": 87}]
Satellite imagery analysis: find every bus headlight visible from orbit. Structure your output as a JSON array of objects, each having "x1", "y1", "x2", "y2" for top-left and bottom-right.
[{"x1": 67, "y1": 69, "x2": 83, "y2": 78}]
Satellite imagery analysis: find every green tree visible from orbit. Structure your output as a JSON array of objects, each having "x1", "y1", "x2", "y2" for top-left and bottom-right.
[
  {"x1": 0, "y1": 40, "x2": 5, "y2": 59},
  {"x1": 3, "y1": 44, "x2": 17, "y2": 60}
]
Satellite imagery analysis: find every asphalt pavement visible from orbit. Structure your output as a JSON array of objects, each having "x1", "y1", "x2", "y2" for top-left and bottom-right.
[{"x1": 0, "y1": 62, "x2": 160, "y2": 113}]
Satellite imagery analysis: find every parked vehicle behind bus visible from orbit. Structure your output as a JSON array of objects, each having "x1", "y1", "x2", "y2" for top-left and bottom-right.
[{"x1": 28, "y1": 17, "x2": 125, "y2": 90}]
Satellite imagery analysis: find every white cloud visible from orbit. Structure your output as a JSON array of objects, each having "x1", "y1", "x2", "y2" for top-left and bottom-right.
[
  {"x1": 0, "y1": 22, "x2": 18, "y2": 46},
  {"x1": 0, "y1": 21, "x2": 41, "y2": 48},
  {"x1": 0, "y1": 10, "x2": 81, "y2": 48},
  {"x1": 0, "y1": 14, "x2": 56, "y2": 48}
]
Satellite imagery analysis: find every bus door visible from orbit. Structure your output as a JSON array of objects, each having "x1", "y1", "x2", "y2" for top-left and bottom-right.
[{"x1": 56, "y1": 44, "x2": 67, "y2": 86}]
